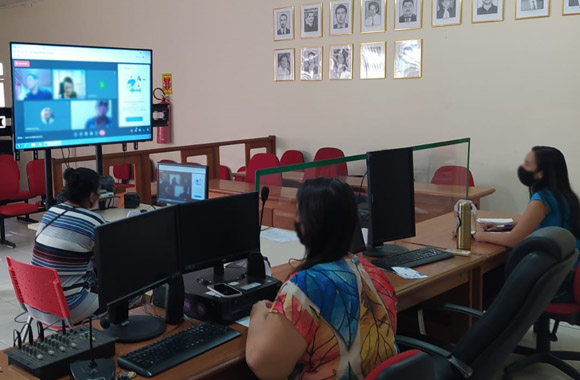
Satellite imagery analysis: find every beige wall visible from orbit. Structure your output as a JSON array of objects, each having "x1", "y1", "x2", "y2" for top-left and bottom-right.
[{"x1": 0, "y1": 0, "x2": 578, "y2": 213}]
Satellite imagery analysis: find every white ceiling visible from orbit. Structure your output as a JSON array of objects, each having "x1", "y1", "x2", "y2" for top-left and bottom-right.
[{"x1": 0, "y1": 0, "x2": 42, "y2": 8}]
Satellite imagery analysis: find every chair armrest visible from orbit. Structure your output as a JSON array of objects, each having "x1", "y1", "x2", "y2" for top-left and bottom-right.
[
  {"x1": 437, "y1": 303, "x2": 485, "y2": 319},
  {"x1": 422, "y1": 303, "x2": 485, "y2": 319},
  {"x1": 396, "y1": 335, "x2": 473, "y2": 378}
]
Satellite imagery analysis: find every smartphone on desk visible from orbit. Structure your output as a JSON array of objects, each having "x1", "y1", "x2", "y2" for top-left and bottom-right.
[{"x1": 207, "y1": 283, "x2": 243, "y2": 298}]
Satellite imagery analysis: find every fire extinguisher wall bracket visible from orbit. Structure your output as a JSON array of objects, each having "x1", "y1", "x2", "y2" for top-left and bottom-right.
[{"x1": 152, "y1": 87, "x2": 171, "y2": 144}]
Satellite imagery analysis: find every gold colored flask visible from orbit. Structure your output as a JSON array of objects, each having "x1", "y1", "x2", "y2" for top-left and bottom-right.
[{"x1": 457, "y1": 201, "x2": 471, "y2": 250}]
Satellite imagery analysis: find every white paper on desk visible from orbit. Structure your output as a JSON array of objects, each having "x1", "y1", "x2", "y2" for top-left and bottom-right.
[
  {"x1": 391, "y1": 267, "x2": 428, "y2": 279},
  {"x1": 235, "y1": 316, "x2": 251, "y2": 328},
  {"x1": 261, "y1": 228, "x2": 299, "y2": 243},
  {"x1": 476, "y1": 218, "x2": 514, "y2": 224}
]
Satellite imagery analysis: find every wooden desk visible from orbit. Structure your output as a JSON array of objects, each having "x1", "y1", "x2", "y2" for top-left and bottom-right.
[
  {"x1": 209, "y1": 178, "x2": 495, "y2": 228},
  {"x1": 10, "y1": 210, "x2": 511, "y2": 380}
]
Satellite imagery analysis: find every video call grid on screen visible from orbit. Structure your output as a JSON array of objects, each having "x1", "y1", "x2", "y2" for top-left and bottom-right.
[
  {"x1": 10, "y1": 42, "x2": 152, "y2": 151},
  {"x1": 157, "y1": 162, "x2": 208, "y2": 205}
]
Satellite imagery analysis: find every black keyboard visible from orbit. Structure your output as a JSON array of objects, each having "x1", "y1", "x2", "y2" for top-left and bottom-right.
[
  {"x1": 372, "y1": 247, "x2": 454, "y2": 270},
  {"x1": 117, "y1": 321, "x2": 241, "y2": 377}
]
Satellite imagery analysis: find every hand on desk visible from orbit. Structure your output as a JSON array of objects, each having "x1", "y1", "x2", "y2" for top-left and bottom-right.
[{"x1": 481, "y1": 221, "x2": 516, "y2": 232}]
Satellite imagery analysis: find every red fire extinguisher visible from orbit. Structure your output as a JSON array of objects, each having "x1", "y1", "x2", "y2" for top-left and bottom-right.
[{"x1": 153, "y1": 87, "x2": 171, "y2": 144}]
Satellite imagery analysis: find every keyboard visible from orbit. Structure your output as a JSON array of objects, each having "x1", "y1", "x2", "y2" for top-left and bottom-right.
[
  {"x1": 372, "y1": 247, "x2": 454, "y2": 270},
  {"x1": 117, "y1": 321, "x2": 241, "y2": 378}
]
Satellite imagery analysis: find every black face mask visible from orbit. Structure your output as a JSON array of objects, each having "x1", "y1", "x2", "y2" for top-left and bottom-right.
[
  {"x1": 518, "y1": 166, "x2": 537, "y2": 187},
  {"x1": 294, "y1": 221, "x2": 309, "y2": 247}
]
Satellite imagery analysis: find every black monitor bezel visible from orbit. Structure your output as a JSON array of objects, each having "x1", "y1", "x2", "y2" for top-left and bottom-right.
[
  {"x1": 9, "y1": 41, "x2": 153, "y2": 152},
  {"x1": 94, "y1": 206, "x2": 179, "y2": 311},
  {"x1": 156, "y1": 161, "x2": 209, "y2": 205},
  {"x1": 177, "y1": 192, "x2": 260, "y2": 274},
  {"x1": 366, "y1": 147, "x2": 416, "y2": 247}
]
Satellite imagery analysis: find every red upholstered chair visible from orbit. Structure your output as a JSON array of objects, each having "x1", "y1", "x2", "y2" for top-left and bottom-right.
[
  {"x1": 245, "y1": 153, "x2": 282, "y2": 186},
  {"x1": 219, "y1": 165, "x2": 232, "y2": 180},
  {"x1": 504, "y1": 264, "x2": 580, "y2": 379},
  {"x1": 112, "y1": 163, "x2": 135, "y2": 189},
  {"x1": 0, "y1": 154, "x2": 32, "y2": 203},
  {"x1": 0, "y1": 163, "x2": 41, "y2": 248},
  {"x1": 280, "y1": 150, "x2": 304, "y2": 167},
  {"x1": 303, "y1": 165, "x2": 338, "y2": 180},
  {"x1": 27, "y1": 159, "x2": 46, "y2": 199},
  {"x1": 234, "y1": 166, "x2": 246, "y2": 182},
  {"x1": 431, "y1": 165, "x2": 475, "y2": 187},
  {"x1": 364, "y1": 349, "x2": 435, "y2": 380},
  {"x1": 6, "y1": 256, "x2": 72, "y2": 328},
  {"x1": 314, "y1": 147, "x2": 348, "y2": 176}
]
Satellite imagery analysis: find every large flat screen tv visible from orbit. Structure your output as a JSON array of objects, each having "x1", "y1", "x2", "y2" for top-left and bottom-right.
[{"x1": 10, "y1": 42, "x2": 152, "y2": 151}]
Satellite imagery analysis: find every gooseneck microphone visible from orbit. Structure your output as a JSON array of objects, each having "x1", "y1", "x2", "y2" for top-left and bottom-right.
[
  {"x1": 248, "y1": 186, "x2": 270, "y2": 280},
  {"x1": 259, "y1": 186, "x2": 270, "y2": 232}
]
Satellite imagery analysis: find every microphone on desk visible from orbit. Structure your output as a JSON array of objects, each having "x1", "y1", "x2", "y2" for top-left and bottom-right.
[
  {"x1": 248, "y1": 186, "x2": 270, "y2": 280},
  {"x1": 70, "y1": 316, "x2": 116, "y2": 380},
  {"x1": 259, "y1": 186, "x2": 270, "y2": 233}
]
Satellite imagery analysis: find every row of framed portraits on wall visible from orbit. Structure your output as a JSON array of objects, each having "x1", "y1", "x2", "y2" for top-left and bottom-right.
[
  {"x1": 274, "y1": 0, "x2": 579, "y2": 39},
  {"x1": 274, "y1": 40, "x2": 422, "y2": 81}
]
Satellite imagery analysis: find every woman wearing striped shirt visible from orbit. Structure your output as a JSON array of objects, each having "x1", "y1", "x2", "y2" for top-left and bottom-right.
[{"x1": 32, "y1": 167, "x2": 105, "y2": 324}]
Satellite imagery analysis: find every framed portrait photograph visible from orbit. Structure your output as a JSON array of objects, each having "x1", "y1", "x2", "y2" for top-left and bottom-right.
[
  {"x1": 330, "y1": 0, "x2": 354, "y2": 35},
  {"x1": 329, "y1": 44, "x2": 353, "y2": 80},
  {"x1": 361, "y1": 0, "x2": 386, "y2": 33},
  {"x1": 472, "y1": 0, "x2": 504, "y2": 22},
  {"x1": 394, "y1": 39, "x2": 422, "y2": 79},
  {"x1": 432, "y1": 0, "x2": 462, "y2": 26},
  {"x1": 563, "y1": 0, "x2": 580, "y2": 14},
  {"x1": 274, "y1": 6, "x2": 294, "y2": 41},
  {"x1": 301, "y1": 47, "x2": 323, "y2": 80},
  {"x1": 360, "y1": 42, "x2": 386, "y2": 79},
  {"x1": 301, "y1": 3, "x2": 323, "y2": 38},
  {"x1": 515, "y1": 0, "x2": 549, "y2": 18},
  {"x1": 274, "y1": 49, "x2": 295, "y2": 81},
  {"x1": 395, "y1": 0, "x2": 423, "y2": 30}
]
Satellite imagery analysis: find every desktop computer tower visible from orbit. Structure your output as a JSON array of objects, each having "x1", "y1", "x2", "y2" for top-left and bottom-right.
[{"x1": 152, "y1": 266, "x2": 282, "y2": 324}]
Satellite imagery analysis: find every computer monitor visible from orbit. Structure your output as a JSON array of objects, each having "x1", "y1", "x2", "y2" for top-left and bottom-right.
[
  {"x1": 94, "y1": 206, "x2": 181, "y2": 342},
  {"x1": 10, "y1": 42, "x2": 152, "y2": 151},
  {"x1": 178, "y1": 192, "x2": 260, "y2": 277},
  {"x1": 157, "y1": 162, "x2": 208, "y2": 205},
  {"x1": 365, "y1": 147, "x2": 416, "y2": 257}
]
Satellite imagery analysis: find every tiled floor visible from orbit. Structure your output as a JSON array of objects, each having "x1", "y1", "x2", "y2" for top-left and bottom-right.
[{"x1": 0, "y1": 217, "x2": 579, "y2": 379}]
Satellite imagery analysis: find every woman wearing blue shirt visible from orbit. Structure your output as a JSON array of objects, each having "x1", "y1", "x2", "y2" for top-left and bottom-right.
[{"x1": 475, "y1": 146, "x2": 580, "y2": 301}]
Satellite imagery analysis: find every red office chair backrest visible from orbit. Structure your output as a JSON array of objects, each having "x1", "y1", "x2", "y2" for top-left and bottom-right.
[
  {"x1": 0, "y1": 154, "x2": 20, "y2": 181},
  {"x1": 7, "y1": 257, "x2": 71, "y2": 320},
  {"x1": 113, "y1": 163, "x2": 132, "y2": 182},
  {"x1": 314, "y1": 147, "x2": 348, "y2": 176},
  {"x1": 431, "y1": 165, "x2": 475, "y2": 187},
  {"x1": 303, "y1": 165, "x2": 338, "y2": 180},
  {"x1": 0, "y1": 162, "x2": 19, "y2": 200},
  {"x1": 280, "y1": 150, "x2": 304, "y2": 167},
  {"x1": 246, "y1": 153, "x2": 282, "y2": 186},
  {"x1": 235, "y1": 166, "x2": 246, "y2": 182},
  {"x1": 27, "y1": 159, "x2": 46, "y2": 197},
  {"x1": 220, "y1": 165, "x2": 232, "y2": 180}
]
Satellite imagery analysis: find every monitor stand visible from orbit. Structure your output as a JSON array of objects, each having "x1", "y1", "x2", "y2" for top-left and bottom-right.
[
  {"x1": 100, "y1": 300, "x2": 166, "y2": 343},
  {"x1": 364, "y1": 243, "x2": 409, "y2": 258}
]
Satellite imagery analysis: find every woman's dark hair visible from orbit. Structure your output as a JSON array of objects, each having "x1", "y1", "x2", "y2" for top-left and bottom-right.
[
  {"x1": 531, "y1": 146, "x2": 580, "y2": 237},
  {"x1": 62, "y1": 167, "x2": 100, "y2": 205},
  {"x1": 58, "y1": 77, "x2": 75, "y2": 98},
  {"x1": 295, "y1": 177, "x2": 358, "y2": 271}
]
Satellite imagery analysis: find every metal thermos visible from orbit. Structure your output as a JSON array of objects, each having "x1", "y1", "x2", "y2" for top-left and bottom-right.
[{"x1": 457, "y1": 201, "x2": 471, "y2": 250}]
